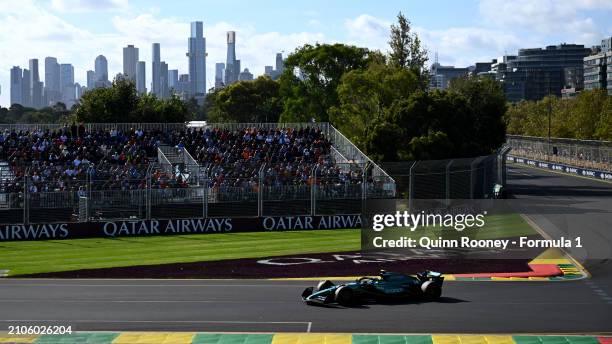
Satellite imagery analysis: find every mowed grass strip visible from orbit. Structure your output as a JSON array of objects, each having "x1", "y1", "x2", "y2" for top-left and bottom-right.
[
  {"x1": 0, "y1": 229, "x2": 360, "y2": 276},
  {"x1": 366, "y1": 213, "x2": 537, "y2": 242}
]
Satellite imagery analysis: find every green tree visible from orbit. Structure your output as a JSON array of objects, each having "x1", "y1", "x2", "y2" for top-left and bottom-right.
[
  {"x1": 595, "y1": 96, "x2": 612, "y2": 140},
  {"x1": 208, "y1": 76, "x2": 282, "y2": 123},
  {"x1": 448, "y1": 76, "x2": 507, "y2": 153},
  {"x1": 388, "y1": 12, "x2": 428, "y2": 87},
  {"x1": 505, "y1": 89, "x2": 612, "y2": 140},
  {"x1": 405, "y1": 130, "x2": 454, "y2": 161},
  {"x1": 0, "y1": 102, "x2": 70, "y2": 124},
  {"x1": 75, "y1": 78, "x2": 139, "y2": 123},
  {"x1": 74, "y1": 77, "x2": 190, "y2": 123},
  {"x1": 330, "y1": 63, "x2": 420, "y2": 147},
  {"x1": 278, "y1": 43, "x2": 373, "y2": 123}
]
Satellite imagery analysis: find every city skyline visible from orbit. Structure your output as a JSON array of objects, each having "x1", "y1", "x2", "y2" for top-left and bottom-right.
[{"x1": 0, "y1": 0, "x2": 611, "y2": 107}]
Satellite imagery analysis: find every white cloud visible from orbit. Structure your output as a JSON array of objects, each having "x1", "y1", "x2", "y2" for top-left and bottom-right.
[
  {"x1": 50, "y1": 0, "x2": 129, "y2": 12},
  {"x1": 417, "y1": 27, "x2": 529, "y2": 67},
  {"x1": 344, "y1": 14, "x2": 391, "y2": 51},
  {"x1": 478, "y1": 0, "x2": 604, "y2": 42},
  {"x1": 343, "y1": 14, "x2": 527, "y2": 68}
]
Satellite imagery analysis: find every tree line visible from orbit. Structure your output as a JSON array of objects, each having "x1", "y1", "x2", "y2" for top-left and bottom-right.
[
  {"x1": 505, "y1": 89, "x2": 612, "y2": 141},
  {"x1": 208, "y1": 13, "x2": 506, "y2": 161},
  {"x1": 0, "y1": 78, "x2": 193, "y2": 125}
]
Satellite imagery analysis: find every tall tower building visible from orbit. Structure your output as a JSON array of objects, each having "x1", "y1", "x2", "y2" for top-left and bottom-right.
[
  {"x1": 275, "y1": 53, "x2": 284, "y2": 75},
  {"x1": 94, "y1": 55, "x2": 109, "y2": 87},
  {"x1": 44, "y1": 57, "x2": 61, "y2": 105},
  {"x1": 177, "y1": 74, "x2": 190, "y2": 98},
  {"x1": 86, "y1": 70, "x2": 95, "y2": 89},
  {"x1": 10, "y1": 66, "x2": 23, "y2": 106},
  {"x1": 187, "y1": 21, "x2": 206, "y2": 97},
  {"x1": 168, "y1": 69, "x2": 179, "y2": 92},
  {"x1": 136, "y1": 61, "x2": 146, "y2": 94},
  {"x1": 225, "y1": 31, "x2": 237, "y2": 85},
  {"x1": 151, "y1": 43, "x2": 161, "y2": 96},
  {"x1": 122, "y1": 44, "x2": 139, "y2": 81},
  {"x1": 160, "y1": 61, "x2": 169, "y2": 99},
  {"x1": 29, "y1": 59, "x2": 43, "y2": 108},
  {"x1": 60, "y1": 63, "x2": 75, "y2": 106},
  {"x1": 238, "y1": 68, "x2": 253, "y2": 81},
  {"x1": 215, "y1": 62, "x2": 225, "y2": 89},
  {"x1": 21, "y1": 69, "x2": 31, "y2": 107}
]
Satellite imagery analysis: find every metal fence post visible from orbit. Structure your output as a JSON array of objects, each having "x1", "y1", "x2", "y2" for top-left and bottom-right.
[
  {"x1": 469, "y1": 158, "x2": 479, "y2": 199},
  {"x1": 87, "y1": 163, "x2": 93, "y2": 221},
  {"x1": 258, "y1": 165, "x2": 265, "y2": 217},
  {"x1": 408, "y1": 161, "x2": 418, "y2": 211},
  {"x1": 23, "y1": 167, "x2": 29, "y2": 225},
  {"x1": 146, "y1": 166, "x2": 152, "y2": 220},
  {"x1": 202, "y1": 177, "x2": 208, "y2": 218},
  {"x1": 362, "y1": 162, "x2": 369, "y2": 215},
  {"x1": 311, "y1": 165, "x2": 318, "y2": 216},
  {"x1": 445, "y1": 160, "x2": 453, "y2": 205}
]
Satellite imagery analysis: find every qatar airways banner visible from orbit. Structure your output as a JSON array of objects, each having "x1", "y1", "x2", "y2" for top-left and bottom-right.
[
  {"x1": 0, "y1": 215, "x2": 362, "y2": 242},
  {"x1": 507, "y1": 155, "x2": 612, "y2": 181}
]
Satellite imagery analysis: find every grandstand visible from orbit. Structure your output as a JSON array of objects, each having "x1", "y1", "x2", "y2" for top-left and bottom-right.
[{"x1": 0, "y1": 122, "x2": 395, "y2": 224}]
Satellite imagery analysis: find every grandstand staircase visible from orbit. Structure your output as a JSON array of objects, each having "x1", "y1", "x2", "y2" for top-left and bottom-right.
[
  {"x1": 0, "y1": 161, "x2": 15, "y2": 209},
  {"x1": 157, "y1": 145, "x2": 206, "y2": 185}
]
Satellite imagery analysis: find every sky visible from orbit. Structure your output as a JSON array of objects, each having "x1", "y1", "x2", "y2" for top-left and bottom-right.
[{"x1": 0, "y1": 0, "x2": 611, "y2": 107}]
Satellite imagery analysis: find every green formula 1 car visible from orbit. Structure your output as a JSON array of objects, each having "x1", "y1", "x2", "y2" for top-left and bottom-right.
[{"x1": 301, "y1": 270, "x2": 444, "y2": 306}]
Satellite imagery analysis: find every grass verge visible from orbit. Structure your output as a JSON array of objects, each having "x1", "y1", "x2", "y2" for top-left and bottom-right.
[{"x1": 0, "y1": 229, "x2": 360, "y2": 276}]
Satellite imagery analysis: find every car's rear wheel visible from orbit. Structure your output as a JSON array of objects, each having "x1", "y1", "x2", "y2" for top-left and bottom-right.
[
  {"x1": 334, "y1": 286, "x2": 354, "y2": 306},
  {"x1": 317, "y1": 280, "x2": 334, "y2": 291},
  {"x1": 421, "y1": 281, "x2": 442, "y2": 300}
]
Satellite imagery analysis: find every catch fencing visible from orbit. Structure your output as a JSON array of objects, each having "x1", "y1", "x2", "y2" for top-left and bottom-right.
[
  {"x1": 0, "y1": 161, "x2": 398, "y2": 224},
  {"x1": 506, "y1": 135, "x2": 612, "y2": 172},
  {"x1": 0, "y1": 151, "x2": 507, "y2": 225},
  {"x1": 0, "y1": 122, "x2": 507, "y2": 225},
  {"x1": 379, "y1": 149, "x2": 509, "y2": 201}
]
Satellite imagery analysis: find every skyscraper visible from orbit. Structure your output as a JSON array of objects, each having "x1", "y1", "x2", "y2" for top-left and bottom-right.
[
  {"x1": 225, "y1": 31, "x2": 238, "y2": 85},
  {"x1": 94, "y1": 55, "x2": 109, "y2": 87},
  {"x1": 29, "y1": 59, "x2": 43, "y2": 108},
  {"x1": 177, "y1": 74, "x2": 190, "y2": 98},
  {"x1": 44, "y1": 57, "x2": 61, "y2": 105},
  {"x1": 152, "y1": 43, "x2": 161, "y2": 96},
  {"x1": 21, "y1": 69, "x2": 31, "y2": 107},
  {"x1": 168, "y1": 69, "x2": 179, "y2": 92},
  {"x1": 60, "y1": 64, "x2": 75, "y2": 106},
  {"x1": 75, "y1": 82, "x2": 83, "y2": 99},
  {"x1": 136, "y1": 61, "x2": 146, "y2": 94},
  {"x1": 187, "y1": 21, "x2": 206, "y2": 97},
  {"x1": 10, "y1": 66, "x2": 23, "y2": 106},
  {"x1": 498, "y1": 44, "x2": 591, "y2": 101},
  {"x1": 160, "y1": 61, "x2": 169, "y2": 99},
  {"x1": 275, "y1": 53, "x2": 284, "y2": 75},
  {"x1": 215, "y1": 62, "x2": 225, "y2": 89},
  {"x1": 238, "y1": 68, "x2": 253, "y2": 81},
  {"x1": 264, "y1": 66, "x2": 274, "y2": 77},
  {"x1": 122, "y1": 44, "x2": 139, "y2": 81},
  {"x1": 86, "y1": 70, "x2": 95, "y2": 89}
]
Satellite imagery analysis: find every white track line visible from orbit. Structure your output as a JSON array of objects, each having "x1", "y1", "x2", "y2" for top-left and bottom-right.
[
  {"x1": 0, "y1": 320, "x2": 311, "y2": 331},
  {"x1": 0, "y1": 299, "x2": 289, "y2": 304},
  {"x1": 0, "y1": 284, "x2": 302, "y2": 287}
]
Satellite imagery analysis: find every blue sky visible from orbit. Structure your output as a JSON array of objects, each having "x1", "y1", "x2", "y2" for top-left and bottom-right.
[{"x1": 1, "y1": 0, "x2": 611, "y2": 107}]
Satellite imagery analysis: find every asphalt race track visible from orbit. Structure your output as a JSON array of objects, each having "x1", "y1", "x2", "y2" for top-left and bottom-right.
[{"x1": 0, "y1": 163, "x2": 611, "y2": 334}]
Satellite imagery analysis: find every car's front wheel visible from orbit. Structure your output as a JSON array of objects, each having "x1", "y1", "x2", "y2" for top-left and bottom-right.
[
  {"x1": 317, "y1": 280, "x2": 334, "y2": 291},
  {"x1": 334, "y1": 286, "x2": 354, "y2": 306},
  {"x1": 421, "y1": 281, "x2": 442, "y2": 300}
]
